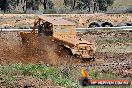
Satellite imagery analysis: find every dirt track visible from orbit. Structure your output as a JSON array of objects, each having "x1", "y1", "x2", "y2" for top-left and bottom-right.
[
  {"x1": 0, "y1": 14, "x2": 132, "y2": 28},
  {"x1": 79, "y1": 31, "x2": 132, "y2": 79},
  {"x1": 0, "y1": 14, "x2": 132, "y2": 81}
]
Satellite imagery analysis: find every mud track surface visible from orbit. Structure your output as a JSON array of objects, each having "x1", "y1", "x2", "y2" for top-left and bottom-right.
[
  {"x1": 0, "y1": 31, "x2": 131, "y2": 80},
  {"x1": 77, "y1": 31, "x2": 132, "y2": 79},
  {"x1": 0, "y1": 14, "x2": 132, "y2": 80}
]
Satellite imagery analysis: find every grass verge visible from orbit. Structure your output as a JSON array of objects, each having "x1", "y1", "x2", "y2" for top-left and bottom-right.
[{"x1": 0, "y1": 64, "x2": 131, "y2": 88}]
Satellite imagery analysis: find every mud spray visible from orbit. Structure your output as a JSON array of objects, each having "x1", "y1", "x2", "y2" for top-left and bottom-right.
[{"x1": 0, "y1": 32, "x2": 74, "y2": 65}]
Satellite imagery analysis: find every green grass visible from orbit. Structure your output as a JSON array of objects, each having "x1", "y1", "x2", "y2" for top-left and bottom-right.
[
  {"x1": 0, "y1": 64, "x2": 59, "y2": 80},
  {"x1": 0, "y1": 64, "x2": 78, "y2": 87},
  {"x1": 0, "y1": 64, "x2": 131, "y2": 88}
]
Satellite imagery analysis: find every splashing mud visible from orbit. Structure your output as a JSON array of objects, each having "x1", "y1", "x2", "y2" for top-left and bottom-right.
[{"x1": 0, "y1": 32, "x2": 73, "y2": 65}]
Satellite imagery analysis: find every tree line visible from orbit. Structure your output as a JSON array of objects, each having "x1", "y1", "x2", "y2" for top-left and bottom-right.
[{"x1": 0, "y1": 0, "x2": 114, "y2": 13}]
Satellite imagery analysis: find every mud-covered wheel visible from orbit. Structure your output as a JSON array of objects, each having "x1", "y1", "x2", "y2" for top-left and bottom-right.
[{"x1": 79, "y1": 77, "x2": 91, "y2": 86}]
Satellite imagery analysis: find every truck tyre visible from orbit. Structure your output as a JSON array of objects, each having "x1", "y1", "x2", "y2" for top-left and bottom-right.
[
  {"x1": 101, "y1": 22, "x2": 113, "y2": 27},
  {"x1": 89, "y1": 22, "x2": 100, "y2": 28}
]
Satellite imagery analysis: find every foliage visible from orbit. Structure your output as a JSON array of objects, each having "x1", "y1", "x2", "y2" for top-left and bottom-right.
[
  {"x1": 98, "y1": 0, "x2": 115, "y2": 11},
  {"x1": 0, "y1": 64, "x2": 73, "y2": 87},
  {"x1": 0, "y1": 64, "x2": 59, "y2": 79},
  {"x1": 64, "y1": 0, "x2": 115, "y2": 11},
  {"x1": 0, "y1": 0, "x2": 54, "y2": 13},
  {"x1": 0, "y1": 0, "x2": 115, "y2": 13},
  {"x1": 0, "y1": 0, "x2": 8, "y2": 13}
]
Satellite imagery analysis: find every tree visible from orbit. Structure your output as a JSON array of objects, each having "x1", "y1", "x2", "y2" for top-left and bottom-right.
[
  {"x1": 47, "y1": 1, "x2": 54, "y2": 9},
  {"x1": 0, "y1": 0, "x2": 8, "y2": 13},
  {"x1": 79, "y1": 0, "x2": 91, "y2": 11},
  {"x1": 98, "y1": 0, "x2": 114, "y2": 11},
  {"x1": 40, "y1": 0, "x2": 47, "y2": 10},
  {"x1": 63, "y1": 0, "x2": 114, "y2": 12},
  {"x1": 40, "y1": 0, "x2": 54, "y2": 12},
  {"x1": 33, "y1": 0, "x2": 39, "y2": 10},
  {"x1": 72, "y1": 0, "x2": 76, "y2": 9},
  {"x1": 64, "y1": 0, "x2": 69, "y2": 6},
  {"x1": 74, "y1": 0, "x2": 91, "y2": 11},
  {"x1": 63, "y1": 0, "x2": 77, "y2": 10}
]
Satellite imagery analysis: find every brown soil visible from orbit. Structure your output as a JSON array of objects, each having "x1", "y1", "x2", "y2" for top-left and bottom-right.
[{"x1": 0, "y1": 76, "x2": 64, "y2": 88}]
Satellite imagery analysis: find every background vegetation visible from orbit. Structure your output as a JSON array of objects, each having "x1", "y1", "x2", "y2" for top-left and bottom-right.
[{"x1": 0, "y1": 0, "x2": 115, "y2": 13}]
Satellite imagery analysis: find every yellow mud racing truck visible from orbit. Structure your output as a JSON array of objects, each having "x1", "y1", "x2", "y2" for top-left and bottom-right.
[{"x1": 21, "y1": 16, "x2": 96, "y2": 61}]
